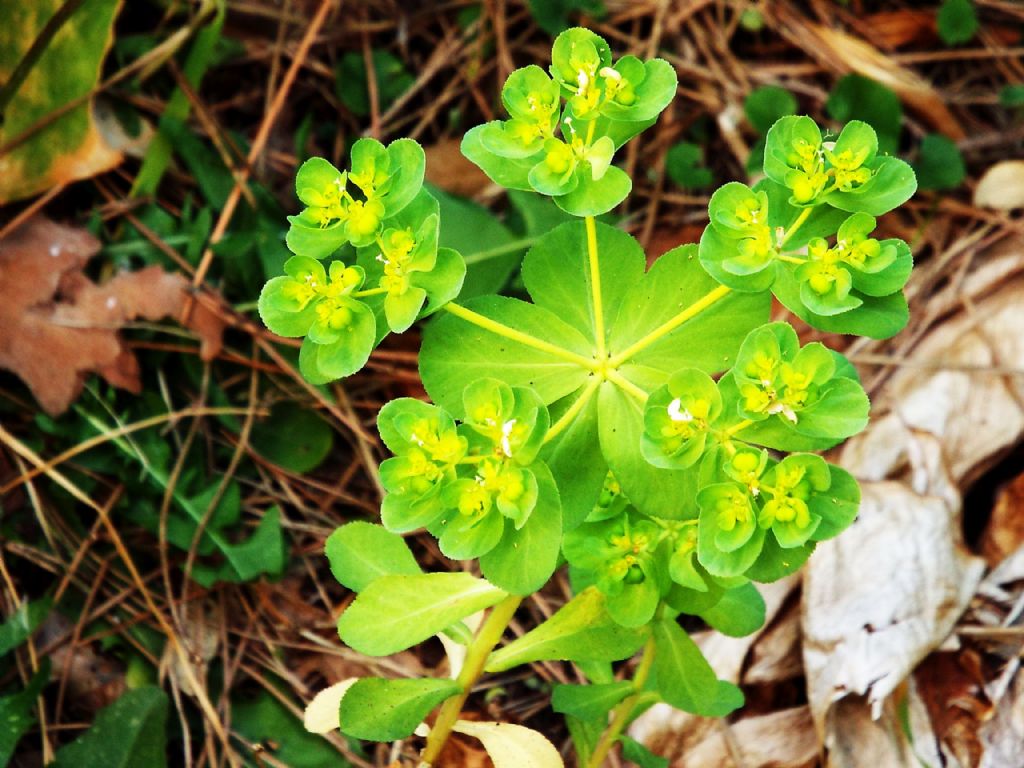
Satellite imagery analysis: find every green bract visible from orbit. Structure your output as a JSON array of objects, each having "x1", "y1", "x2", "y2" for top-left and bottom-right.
[{"x1": 255, "y1": 27, "x2": 919, "y2": 768}]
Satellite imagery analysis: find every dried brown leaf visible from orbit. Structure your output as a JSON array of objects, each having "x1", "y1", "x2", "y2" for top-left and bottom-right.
[
  {"x1": 424, "y1": 138, "x2": 491, "y2": 198},
  {"x1": 0, "y1": 216, "x2": 225, "y2": 415},
  {"x1": 974, "y1": 161, "x2": 1024, "y2": 211}
]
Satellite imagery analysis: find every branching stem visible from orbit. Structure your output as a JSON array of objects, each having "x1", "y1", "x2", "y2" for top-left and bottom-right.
[
  {"x1": 419, "y1": 595, "x2": 522, "y2": 766},
  {"x1": 586, "y1": 634, "x2": 657, "y2": 768},
  {"x1": 608, "y1": 285, "x2": 733, "y2": 367},
  {"x1": 586, "y1": 216, "x2": 607, "y2": 360},
  {"x1": 545, "y1": 379, "x2": 601, "y2": 443},
  {"x1": 443, "y1": 302, "x2": 598, "y2": 370}
]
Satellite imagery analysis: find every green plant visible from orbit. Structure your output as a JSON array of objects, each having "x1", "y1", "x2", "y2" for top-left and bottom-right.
[{"x1": 258, "y1": 27, "x2": 917, "y2": 767}]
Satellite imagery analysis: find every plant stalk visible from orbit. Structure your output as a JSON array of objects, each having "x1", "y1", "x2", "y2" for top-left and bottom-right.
[
  {"x1": 585, "y1": 215, "x2": 606, "y2": 360},
  {"x1": 419, "y1": 594, "x2": 522, "y2": 766},
  {"x1": 586, "y1": 634, "x2": 657, "y2": 768}
]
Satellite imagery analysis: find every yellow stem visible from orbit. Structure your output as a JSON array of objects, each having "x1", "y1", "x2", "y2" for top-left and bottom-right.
[
  {"x1": 780, "y1": 207, "x2": 812, "y2": 247},
  {"x1": 420, "y1": 595, "x2": 522, "y2": 766},
  {"x1": 586, "y1": 635, "x2": 657, "y2": 768},
  {"x1": 608, "y1": 285, "x2": 732, "y2": 367},
  {"x1": 585, "y1": 216, "x2": 606, "y2": 360},
  {"x1": 722, "y1": 418, "x2": 754, "y2": 438},
  {"x1": 606, "y1": 370, "x2": 648, "y2": 402},
  {"x1": 443, "y1": 302, "x2": 598, "y2": 370},
  {"x1": 352, "y1": 286, "x2": 388, "y2": 298},
  {"x1": 544, "y1": 379, "x2": 600, "y2": 443}
]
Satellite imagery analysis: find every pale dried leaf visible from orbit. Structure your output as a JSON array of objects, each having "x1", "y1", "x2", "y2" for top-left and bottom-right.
[
  {"x1": 685, "y1": 707, "x2": 817, "y2": 768},
  {"x1": 438, "y1": 611, "x2": 484, "y2": 679},
  {"x1": 980, "y1": 668, "x2": 1024, "y2": 768},
  {"x1": 974, "y1": 161, "x2": 1024, "y2": 211},
  {"x1": 745, "y1": 603, "x2": 802, "y2": 685},
  {"x1": 804, "y1": 258, "x2": 1024, "y2": 753},
  {"x1": 451, "y1": 720, "x2": 563, "y2": 768},
  {"x1": 303, "y1": 678, "x2": 358, "y2": 734},
  {"x1": 0, "y1": 216, "x2": 225, "y2": 414},
  {"x1": 767, "y1": 10, "x2": 964, "y2": 139}
]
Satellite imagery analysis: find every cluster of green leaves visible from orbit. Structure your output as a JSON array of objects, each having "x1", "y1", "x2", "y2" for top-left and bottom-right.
[
  {"x1": 464, "y1": 28, "x2": 677, "y2": 216},
  {"x1": 258, "y1": 141, "x2": 466, "y2": 382},
  {"x1": 255, "y1": 27, "x2": 919, "y2": 768},
  {"x1": 700, "y1": 116, "x2": 915, "y2": 338}
]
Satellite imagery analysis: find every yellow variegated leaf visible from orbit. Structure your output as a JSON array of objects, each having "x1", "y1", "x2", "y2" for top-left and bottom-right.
[
  {"x1": 452, "y1": 720, "x2": 564, "y2": 768},
  {"x1": 303, "y1": 678, "x2": 358, "y2": 734}
]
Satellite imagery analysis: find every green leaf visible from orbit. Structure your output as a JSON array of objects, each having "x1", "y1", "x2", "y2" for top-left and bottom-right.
[
  {"x1": 609, "y1": 244, "x2": 770, "y2": 387},
  {"x1": 51, "y1": 687, "x2": 168, "y2": 768},
  {"x1": 485, "y1": 587, "x2": 648, "y2": 672},
  {"x1": 414, "y1": 247, "x2": 467, "y2": 317},
  {"x1": 0, "y1": 661, "x2": 49, "y2": 765},
  {"x1": 746, "y1": 534, "x2": 814, "y2": 582},
  {"x1": 1000, "y1": 84, "x2": 1024, "y2": 107},
  {"x1": 297, "y1": 300, "x2": 377, "y2": 383},
  {"x1": 666, "y1": 141, "x2": 713, "y2": 189},
  {"x1": 0, "y1": 598, "x2": 50, "y2": 659},
  {"x1": 189, "y1": 507, "x2": 286, "y2": 586},
  {"x1": 527, "y1": 0, "x2": 606, "y2": 36},
  {"x1": 650, "y1": 620, "x2": 723, "y2": 716},
  {"x1": 598, "y1": 381, "x2": 699, "y2": 520},
  {"x1": 522, "y1": 220, "x2": 645, "y2": 346},
  {"x1": 542, "y1": 387, "x2": 608, "y2": 530},
  {"x1": 383, "y1": 139, "x2": 427, "y2": 217},
  {"x1": 744, "y1": 86, "x2": 797, "y2": 134},
  {"x1": 551, "y1": 681, "x2": 633, "y2": 720},
  {"x1": 698, "y1": 583, "x2": 765, "y2": 637},
  {"x1": 420, "y1": 295, "x2": 593, "y2": 417},
  {"x1": 913, "y1": 134, "x2": 966, "y2": 190},
  {"x1": 480, "y1": 462, "x2": 563, "y2": 595},
  {"x1": 554, "y1": 164, "x2": 632, "y2": 217},
  {"x1": 250, "y1": 402, "x2": 333, "y2": 473},
  {"x1": 812, "y1": 464, "x2": 861, "y2": 540},
  {"x1": 338, "y1": 572, "x2": 506, "y2": 656},
  {"x1": 339, "y1": 677, "x2": 460, "y2": 741},
  {"x1": 823, "y1": 156, "x2": 918, "y2": 217},
  {"x1": 335, "y1": 50, "x2": 414, "y2": 117},
  {"x1": 938, "y1": 0, "x2": 978, "y2": 45},
  {"x1": 600, "y1": 58, "x2": 678, "y2": 123},
  {"x1": 621, "y1": 737, "x2": 669, "y2": 768},
  {"x1": 772, "y1": 266, "x2": 909, "y2": 339},
  {"x1": 325, "y1": 521, "x2": 422, "y2": 592},
  {"x1": 826, "y1": 75, "x2": 902, "y2": 155},
  {"x1": 462, "y1": 123, "x2": 538, "y2": 192},
  {"x1": 232, "y1": 690, "x2": 344, "y2": 768}
]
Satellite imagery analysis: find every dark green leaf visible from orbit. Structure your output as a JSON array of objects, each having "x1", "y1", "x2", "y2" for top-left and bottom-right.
[
  {"x1": 938, "y1": 0, "x2": 978, "y2": 46},
  {"x1": 698, "y1": 583, "x2": 765, "y2": 637},
  {"x1": 826, "y1": 75, "x2": 902, "y2": 155},
  {"x1": 913, "y1": 134, "x2": 966, "y2": 190},
  {"x1": 551, "y1": 681, "x2": 633, "y2": 720},
  {"x1": 51, "y1": 687, "x2": 168, "y2": 768},
  {"x1": 250, "y1": 403, "x2": 333, "y2": 473}
]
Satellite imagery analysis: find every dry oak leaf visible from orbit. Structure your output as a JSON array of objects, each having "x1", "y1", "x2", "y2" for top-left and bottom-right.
[{"x1": 0, "y1": 215, "x2": 225, "y2": 415}]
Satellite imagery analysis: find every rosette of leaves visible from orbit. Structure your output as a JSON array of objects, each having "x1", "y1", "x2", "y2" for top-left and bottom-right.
[
  {"x1": 377, "y1": 378, "x2": 561, "y2": 595},
  {"x1": 699, "y1": 118, "x2": 916, "y2": 339},
  {"x1": 463, "y1": 28, "x2": 677, "y2": 216},
  {"x1": 258, "y1": 139, "x2": 465, "y2": 382}
]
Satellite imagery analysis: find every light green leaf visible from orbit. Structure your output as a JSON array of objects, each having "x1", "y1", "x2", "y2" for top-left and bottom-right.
[
  {"x1": 522, "y1": 220, "x2": 645, "y2": 345},
  {"x1": 551, "y1": 681, "x2": 634, "y2": 721},
  {"x1": 325, "y1": 521, "x2": 422, "y2": 592},
  {"x1": 480, "y1": 462, "x2": 563, "y2": 595},
  {"x1": 338, "y1": 572, "x2": 507, "y2": 656},
  {"x1": 420, "y1": 296, "x2": 593, "y2": 417},
  {"x1": 462, "y1": 123, "x2": 538, "y2": 192},
  {"x1": 650, "y1": 620, "x2": 725, "y2": 716},
  {"x1": 621, "y1": 736, "x2": 669, "y2": 768},
  {"x1": 609, "y1": 244, "x2": 771, "y2": 385},
  {"x1": 485, "y1": 587, "x2": 648, "y2": 672},
  {"x1": 542, "y1": 386, "x2": 607, "y2": 530},
  {"x1": 554, "y1": 165, "x2": 631, "y2": 217},
  {"x1": 824, "y1": 156, "x2": 918, "y2": 216},
  {"x1": 597, "y1": 381, "x2": 698, "y2": 520},
  {"x1": 339, "y1": 677, "x2": 460, "y2": 741},
  {"x1": 698, "y1": 583, "x2": 765, "y2": 637},
  {"x1": 51, "y1": 687, "x2": 168, "y2": 768}
]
